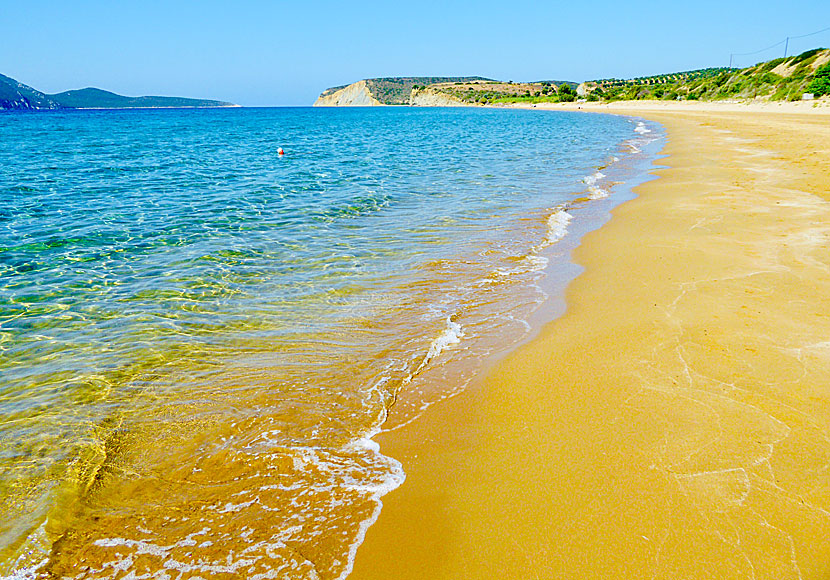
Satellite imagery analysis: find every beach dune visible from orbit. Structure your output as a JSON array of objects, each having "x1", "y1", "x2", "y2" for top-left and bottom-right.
[{"x1": 350, "y1": 104, "x2": 830, "y2": 579}]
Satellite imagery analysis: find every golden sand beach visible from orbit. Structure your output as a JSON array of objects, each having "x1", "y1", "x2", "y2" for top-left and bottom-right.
[{"x1": 349, "y1": 102, "x2": 830, "y2": 579}]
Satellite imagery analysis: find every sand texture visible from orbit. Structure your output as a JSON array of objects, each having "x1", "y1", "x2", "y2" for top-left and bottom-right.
[{"x1": 349, "y1": 105, "x2": 830, "y2": 579}]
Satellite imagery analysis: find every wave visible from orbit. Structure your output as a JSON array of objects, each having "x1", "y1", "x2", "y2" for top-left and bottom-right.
[
  {"x1": 583, "y1": 170, "x2": 609, "y2": 199},
  {"x1": 544, "y1": 208, "x2": 573, "y2": 245},
  {"x1": 411, "y1": 316, "x2": 465, "y2": 378},
  {"x1": 634, "y1": 121, "x2": 652, "y2": 135}
]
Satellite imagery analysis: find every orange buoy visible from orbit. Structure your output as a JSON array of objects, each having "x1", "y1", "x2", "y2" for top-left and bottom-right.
[{"x1": 277, "y1": 147, "x2": 285, "y2": 155}]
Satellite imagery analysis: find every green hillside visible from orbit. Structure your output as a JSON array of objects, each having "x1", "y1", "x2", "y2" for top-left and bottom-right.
[
  {"x1": 366, "y1": 77, "x2": 494, "y2": 104},
  {"x1": 50, "y1": 88, "x2": 236, "y2": 109},
  {"x1": 0, "y1": 74, "x2": 237, "y2": 111},
  {"x1": 316, "y1": 77, "x2": 495, "y2": 105},
  {"x1": 316, "y1": 77, "x2": 579, "y2": 106},
  {"x1": 0, "y1": 74, "x2": 61, "y2": 110},
  {"x1": 584, "y1": 48, "x2": 830, "y2": 102},
  {"x1": 317, "y1": 48, "x2": 830, "y2": 106},
  {"x1": 427, "y1": 79, "x2": 579, "y2": 105}
]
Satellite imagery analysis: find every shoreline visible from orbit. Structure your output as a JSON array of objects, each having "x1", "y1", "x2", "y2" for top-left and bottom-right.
[
  {"x1": 505, "y1": 97, "x2": 830, "y2": 115},
  {"x1": 349, "y1": 103, "x2": 830, "y2": 578},
  {"x1": 0, "y1": 106, "x2": 654, "y2": 578}
]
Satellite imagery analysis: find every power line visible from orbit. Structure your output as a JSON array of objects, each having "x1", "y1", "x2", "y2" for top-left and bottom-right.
[
  {"x1": 789, "y1": 25, "x2": 830, "y2": 40},
  {"x1": 729, "y1": 24, "x2": 829, "y2": 68},
  {"x1": 733, "y1": 39, "x2": 786, "y2": 58}
]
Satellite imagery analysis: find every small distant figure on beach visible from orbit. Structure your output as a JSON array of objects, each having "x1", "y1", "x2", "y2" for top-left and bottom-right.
[{"x1": 277, "y1": 147, "x2": 285, "y2": 156}]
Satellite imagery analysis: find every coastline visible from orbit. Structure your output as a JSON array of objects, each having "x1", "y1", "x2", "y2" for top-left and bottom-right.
[
  {"x1": 0, "y1": 107, "x2": 650, "y2": 578},
  {"x1": 349, "y1": 103, "x2": 830, "y2": 578}
]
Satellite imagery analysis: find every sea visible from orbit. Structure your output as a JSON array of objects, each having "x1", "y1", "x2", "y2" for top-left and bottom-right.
[{"x1": 0, "y1": 106, "x2": 661, "y2": 579}]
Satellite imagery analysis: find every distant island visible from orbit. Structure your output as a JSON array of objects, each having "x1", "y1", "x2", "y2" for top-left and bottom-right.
[
  {"x1": 0, "y1": 73, "x2": 238, "y2": 111},
  {"x1": 314, "y1": 48, "x2": 830, "y2": 106}
]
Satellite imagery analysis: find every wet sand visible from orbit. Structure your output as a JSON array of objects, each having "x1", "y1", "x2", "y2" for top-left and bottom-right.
[{"x1": 349, "y1": 104, "x2": 830, "y2": 579}]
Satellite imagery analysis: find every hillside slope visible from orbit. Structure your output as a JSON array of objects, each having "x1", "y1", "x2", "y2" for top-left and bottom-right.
[
  {"x1": 50, "y1": 88, "x2": 236, "y2": 109},
  {"x1": 0, "y1": 74, "x2": 61, "y2": 110},
  {"x1": 314, "y1": 81, "x2": 383, "y2": 106},
  {"x1": 583, "y1": 48, "x2": 830, "y2": 102},
  {"x1": 0, "y1": 74, "x2": 237, "y2": 110},
  {"x1": 315, "y1": 49, "x2": 830, "y2": 107},
  {"x1": 314, "y1": 76, "x2": 495, "y2": 106}
]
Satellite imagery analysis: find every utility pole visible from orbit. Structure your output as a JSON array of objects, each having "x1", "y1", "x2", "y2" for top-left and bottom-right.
[
  {"x1": 784, "y1": 37, "x2": 789, "y2": 58},
  {"x1": 729, "y1": 53, "x2": 733, "y2": 68}
]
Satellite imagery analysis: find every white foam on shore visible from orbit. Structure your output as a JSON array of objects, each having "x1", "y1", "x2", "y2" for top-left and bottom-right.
[
  {"x1": 519, "y1": 207, "x2": 572, "y2": 272},
  {"x1": 336, "y1": 437, "x2": 405, "y2": 580},
  {"x1": 413, "y1": 316, "x2": 465, "y2": 377},
  {"x1": 584, "y1": 171, "x2": 609, "y2": 199},
  {"x1": 332, "y1": 317, "x2": 467, "y2": 580},
  {"x1": 634, "y1": 121, "x2": 652, "y2": 135},
  {"x1": 523, "y1": 254, "x2": 549, "y2": 271},
  {"x1": 584, "y1": 171, "x2": 605, "y2": 186},
  {"x1": 542, "y1": 208, "x2": 573, "y2": 247}
]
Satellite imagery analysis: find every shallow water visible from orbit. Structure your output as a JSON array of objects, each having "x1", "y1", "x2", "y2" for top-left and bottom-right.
[{"x1": 0, "y1": 107, "x2": 656, "y2": 578}]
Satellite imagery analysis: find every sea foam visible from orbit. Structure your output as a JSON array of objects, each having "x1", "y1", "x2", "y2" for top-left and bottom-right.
[
  {"x1": 584, "y1": 171, "x2": 609, "y2": 199},
  {"x1": 541, "y1": 208, "x2": 573, "y2": 247}
]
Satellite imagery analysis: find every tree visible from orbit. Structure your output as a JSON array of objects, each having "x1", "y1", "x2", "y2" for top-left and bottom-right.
[
  {"x1": 807, "y1": 63, "x2": 830, "y2": 97},
  {"x1": 557, "y1": 84, "x2": 576, "y2": 102}
]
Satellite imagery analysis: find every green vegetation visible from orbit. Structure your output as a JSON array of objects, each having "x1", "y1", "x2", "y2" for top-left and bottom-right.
[
  {"x1": 366, "y1": 77, "x2": 493, "y2": 105},
  {"x1": 428, "y1": 80, "x2": 579, "y2": 105},
  {"x1": 584, "y1": 48, "x2": 830, "y2": 103},
  {"x1": 315, "y1": 47, "x2": 830, "y2": 107},
  {"x1": 807, "y1": 62, "x2": 830, "y2": 96},
  {"x1": 0, "y1": 73, "x2": 60, "y2": 110},
  {"x1": 1, "y1": 74, "x2": 236, "y2": 111},
  {"x1": 49, "y1": 88, "x2": 235, "y2": 109}
]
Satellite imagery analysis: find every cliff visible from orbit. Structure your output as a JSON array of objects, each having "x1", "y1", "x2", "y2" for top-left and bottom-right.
[
  {"x1": 313, "y1": 80, "x2": 382, "y2": 107},
  {"x1": 315, "y1": 48, "x2": 830, "y2": 108},
  {"x1": 314, "y1": 76, "x2": 493, "y2": 106},
  {"x1": 409, "y1": 87, "x2": 469, "y2": 106}
]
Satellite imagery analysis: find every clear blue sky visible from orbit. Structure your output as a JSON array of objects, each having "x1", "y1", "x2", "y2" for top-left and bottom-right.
[{"x1": 2, "y1": 0, "x2": 829, "y2": 106}]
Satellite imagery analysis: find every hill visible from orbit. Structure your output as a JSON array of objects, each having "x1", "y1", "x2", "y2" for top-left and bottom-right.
[
  {"x1": 315, "y1": 49, "x2": 830, "y2": 107},
  {"x1": 0, "y1": 74, "x2": 237, "y2": 110},
  {"x1": 416, "y1": 79, "x2": 579, "y2": 105},
  {"x1": 314, "y1": 77, "x2": 578, "y2": 107},
  {"x1": 364, "y1": 77, "x2": 495, "y2": 105},
  {"x1": 581, "y1": 48, "x2": 830, "y2": 102},
  {"x1": 315, "y1": 76, "x2": 498, "y2": 106},
  {"x1": 49, "y1": 88, "x2": 235, "y2": 109},
  {"x1": 0, "y1": 73, "x2": 61, "y2": 110}
]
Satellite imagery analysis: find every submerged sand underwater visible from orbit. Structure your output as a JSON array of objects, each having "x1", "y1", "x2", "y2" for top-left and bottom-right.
[{"x1": 1, "y1": 108, "x2": 657, "y2": 578}]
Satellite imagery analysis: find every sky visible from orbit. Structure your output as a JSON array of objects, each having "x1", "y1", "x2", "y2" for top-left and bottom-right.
[{"x1": 2, "y1": 0, "x2": 829, "y2": 106}]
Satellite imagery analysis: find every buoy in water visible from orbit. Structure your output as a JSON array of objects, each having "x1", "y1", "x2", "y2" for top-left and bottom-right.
[{"x1": 277, "y1": 147, "x2": 285, "y2": 155}]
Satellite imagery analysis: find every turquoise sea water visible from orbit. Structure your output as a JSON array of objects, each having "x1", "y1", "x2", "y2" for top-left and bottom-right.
[{"x1": 0, "y1": 107, "x2": 660, "y2": 578}]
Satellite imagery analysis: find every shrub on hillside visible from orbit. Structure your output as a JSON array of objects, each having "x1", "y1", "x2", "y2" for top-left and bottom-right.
[
  {"x1": 792, "y1": 48, "x2": 824, "y2": 65},
  {"x1": 807, "y1": 63, "x2": 830, "y2": 96}
]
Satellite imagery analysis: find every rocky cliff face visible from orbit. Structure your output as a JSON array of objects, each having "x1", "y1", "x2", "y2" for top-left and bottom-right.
[
  {"x1": 409, "y1": 88, "x2": 469, "y2": 107},
  {"x1": 313, "y1": 80, "x2": 382, "y2": 107}
]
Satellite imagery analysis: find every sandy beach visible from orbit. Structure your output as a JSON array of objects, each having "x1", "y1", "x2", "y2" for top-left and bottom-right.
[{"x1": 349, "y1": 102, "x2": 830, "y2": 579}]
